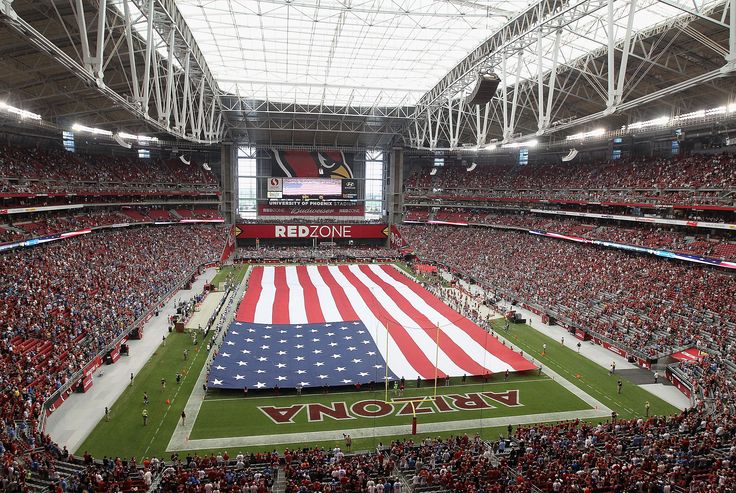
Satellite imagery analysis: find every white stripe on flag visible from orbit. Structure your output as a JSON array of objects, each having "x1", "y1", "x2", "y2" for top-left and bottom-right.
[
  {"x1": 327, "y1": 265, "x2": 419, "y2": 380},
  {"x1": 253, "y1": 266, "x2": 275, "y2": 324},
  {"x1": 369, "y1": 264, "x2": 515, "y2": 373},
  {"x1": 306, "y1": 265, "x2": 342, "y2": 323},
  {"x1": 347, "y1": 264, "x2": 466, "y2": 377},
  {"x1": 284, "y1": 265, "x2": 308, "y2": 324}
]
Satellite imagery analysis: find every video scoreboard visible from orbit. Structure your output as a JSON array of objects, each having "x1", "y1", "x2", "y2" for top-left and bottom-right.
[{"x1": 267, "y1": 177, "x2": 357, "y2": 205}]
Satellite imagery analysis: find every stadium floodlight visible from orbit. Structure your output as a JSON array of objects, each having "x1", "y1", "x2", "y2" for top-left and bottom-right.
[
  {"x1": 729, "y1": 104, "x2": 736, "y2": 113},
  {"x1": 179, "y1": 155, "x2": 191, "y2": 165},
  {"x1": 72, "y1": 123, "x2": 112, "y2": 136},
  {"x1": 0, "y1": 102, "x2": 42, "y2": 120},
  {"x1": 118, "y1": 131, "x2": 159, "y2": 143},
  {"x1": 566, "y1": 128, "x2": 606, "y2": 141},
  {"x1": 502, "y1": 139, "x2": 537, "y2": 148},
  {"x1": 466, "y1": 162, "x2": 477, "y2": 172}
]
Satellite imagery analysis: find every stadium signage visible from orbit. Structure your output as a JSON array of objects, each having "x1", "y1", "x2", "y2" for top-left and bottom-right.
[
  {"x1": 236, "y1": 223, "x2": 389, "y2": 239},
  {"x1": 258, "y1": 391, "x2": 521, "y2": 424}
]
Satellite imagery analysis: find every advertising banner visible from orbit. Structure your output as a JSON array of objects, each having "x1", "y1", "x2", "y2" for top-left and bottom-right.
[{"x1": 236, "y1": 223, "x2": 388, "y2": 239}]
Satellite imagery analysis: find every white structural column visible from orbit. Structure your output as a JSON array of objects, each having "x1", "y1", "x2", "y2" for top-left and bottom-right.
[{"x1": 728, "y1": 0, "x2": 736, "y2": 63}]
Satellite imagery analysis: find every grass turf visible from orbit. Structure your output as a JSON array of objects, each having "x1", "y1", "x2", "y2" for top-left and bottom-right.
[
  {"x1": 76, "y1": 330, "x2": 215, "y2": 459},
  {"x1": 210, "y1": 265, "x2": 249, "y2": 287},
  {"x1": 78, "y1": 264, "x2": 682, "y2": 458},
  {"x1": 190, "y1": 374, "x2": 590, "y2": 439}
]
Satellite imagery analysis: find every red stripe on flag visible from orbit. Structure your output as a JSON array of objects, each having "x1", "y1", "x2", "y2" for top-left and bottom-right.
[
  {"x1": 235, "y1": 266, "x2": 263, "y2": 322},
  {"x1": 337, "y1": 265, "x2": 442, "y2": 380},
  {"x1": 272, "y1": 266, "x2": 290, "y2": 324},
  {"x1": 380, "y1": 265, "x2": 536, "y2": 372},
  {"x1": 315, "y1": 265, "x2": 360, "y2": 321},
  {"x1": 296, "y1": 266, "x2": 326, "y2": 323},
  {"x1": 358, "y1": 264, "x2": 488, "y2": 375}
]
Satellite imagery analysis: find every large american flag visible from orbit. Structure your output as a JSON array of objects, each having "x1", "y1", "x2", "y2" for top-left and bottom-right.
[{"x1": 208, "y1": 264, "x2": 534, "y2": 390}]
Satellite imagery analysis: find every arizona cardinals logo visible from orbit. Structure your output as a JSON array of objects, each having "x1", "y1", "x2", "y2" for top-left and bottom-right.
[{"x1": 271, "y1": 150, "x2": 353, "y2": 179}]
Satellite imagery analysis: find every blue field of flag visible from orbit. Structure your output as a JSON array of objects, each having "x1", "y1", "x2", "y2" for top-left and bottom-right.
[{"x1": 207, "y1": 321, "x2": 399, "y2": 390}]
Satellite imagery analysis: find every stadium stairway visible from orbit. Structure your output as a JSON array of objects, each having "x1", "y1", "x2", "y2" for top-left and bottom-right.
[
  {"x1": 25, "y1": 458, "x2": 87, "y2": 492},
  {"x1": 272, "y1": 465, "x2": 286, "y2": 493}
]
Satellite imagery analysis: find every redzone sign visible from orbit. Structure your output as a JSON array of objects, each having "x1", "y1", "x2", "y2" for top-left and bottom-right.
[
  {"x1": 236, "y1": 223, "x2": 388, "y2": 240},
  {"x1": 258, "y1": 391, "x2": 521, "y2": 424}
]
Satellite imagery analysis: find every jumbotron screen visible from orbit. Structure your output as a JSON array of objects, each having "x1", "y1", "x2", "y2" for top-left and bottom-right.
[{"x1": 282, "y1": 178, "x2": 343, "y2": 197}]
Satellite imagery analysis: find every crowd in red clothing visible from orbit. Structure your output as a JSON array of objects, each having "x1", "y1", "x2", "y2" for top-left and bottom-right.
[
  {"x1": 0, "y1": 224, "x2": 226, "y2": 491},
  {"x1": 0, "y1": 145, "x2": 217, "y2": 194},
  {"x1": 0, "y1": 207, "x2": 223, "y2": 244},
  {"x1": 405, "y1": 153, "x2": 736, "y2": 206},
  {"x1": 404, "y1": 208, "x2": 736, "y2": 260},
  {"x1": 399, "y1": 224, "x2": 736, "y2": 359}
]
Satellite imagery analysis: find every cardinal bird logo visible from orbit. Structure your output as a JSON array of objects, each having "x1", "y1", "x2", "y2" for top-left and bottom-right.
[{"x1": 272, "y1": 150, "x2": 354, "y2": 179}]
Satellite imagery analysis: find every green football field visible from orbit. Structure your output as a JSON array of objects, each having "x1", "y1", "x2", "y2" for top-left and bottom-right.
[{"x1": 78, "y1": 265, "x2": 680, "y2": 458}]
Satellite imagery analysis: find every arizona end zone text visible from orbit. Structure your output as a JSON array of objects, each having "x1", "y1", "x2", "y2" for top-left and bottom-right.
[
  {"x1": 275, "y1": 225, "x2": 354, "y2": 238},
  {"x1": 258, "y1": 391, "x2": 522, "y2": 424}
]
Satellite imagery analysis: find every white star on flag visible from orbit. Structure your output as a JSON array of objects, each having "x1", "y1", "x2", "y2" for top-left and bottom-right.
[
  {"x1": 347, "y1": 347, "x2": 357, "y2": 351},
  {"x1": 277, "y1": 351, "x2": 287, "y2": 356},
  {"x1": 314, "y1": 362, "x2": 324, "y2": 366},
  {"x1": 299, "y1": 381, "x2": 310, "y2": 387},
  {"x1": 235, "y1": 322, "x2": 243, "y2": 326},
  {"x1": 362, "y1": 340, "x2": 371, "y2": 344},
  {"x1": 341, "y1": 379, "x2": 353, "y2": 383},
  {"x1": 260, "y1": 345, "x2": 270, "y2": 350},
  {"x1": 344, "y1": 336, "x2": 352, "y2": 340},
  {"x1": 312, "y1": 338, "x2": 320, "y2": 342},
  {"x1": 295, "y1": 356, "x2": 305, "y2": 361},
  {"x1": 335, "y1": 367, "x2": 346, "y2": 372},
  {"x1": 226, "y1": 341, "x2": 235, "y2": 346},
  {"x1": 241, "y1": 349, "x2": 250, "y2": 354},
  {"x1": 265, "y1": 326, "x2": 272, "y2": 328},
  {"x1": 327, "y1": 332, "x2": 335, "y2": 337},
  {"x1": 257, "y1": 356, "x2": 268, "y2": 362},
  {"x1": 359, "y1": 372, "x2": 369, "y2": 377},
  {"x1": 352, "y1": 359, "x2": 362, "y2": 363},
  {"x1": 329, "y1": 342, "x2": 338, "y2": 347},
  {"x1": 255, "y1": 382, "x2": 266, "y2": 388},
  {"x1": 222, "y1": 352, "x2": 231, "y2": 357},
  {"x1": 297, "y1": 370, "x2": 306, "y2": 374},
  {"x1": 263, "y1": 335, "x2": 271, "y2": 339},
  {"x1": 276, "y1": 363, "x2": 286, "y2": 368},
  {"x1": 213, "y1": 379, "x2": 223, "y2": 386},
  {"x1": 318, "y1": 375, "x2": 328, "y2": 379},
  {"x1": 279, "y1": 339, "x2": 287, "y2": 344},
  {"x1": 313, "y1": 349, "x2": 322, "y2": 354},
  {"x1": 331, "y1": 354, "x2": 341, "y2": 359},
  {"x1": 237, "y1": 361, "x2": 247, "y2": 366},
  {"x1": 248, "y1": 329, "x2": 256, "y2": 333},
  {"x1": 339, "y1": 326, "x2": 348, "y2": 330},
  {"x1": 256, "y1": 370, "x2": 266, "y2": 374},
  {"x1": 245, "y1": 338, "x2": 254, "y2": 342},
  {"x1": 310, "y1": 329, "x2": 318, "y2": 333},
  {"x1": 325, "y1": 324, "x2": 331, "y2": 327},
  {"x1": 295, "y1": 334, "x2": 303, "y2": 338},
  {"x1": 231, "y1": 331, "x2": 239, "y2": 335},
  {"x1": 367, "y1": 351, "x2": 376, "y2": 356},
  {"x1": 295, "y1": 325, "x2": 302, "y2": 328},
  {"x1": 357, "y1": 330, "x2": 365, "y2": 334},
  {"x1": 373, "y1": 364, "x2": 383, "y2": 369},
  {"x1": 352, "y1": 322, "x2": 360, "y2": 325},
  {"x1": 235, "y1": 375, "x2": 245, "y2": 380},
  {"x1": 295, "y1": 344, "x2": 304, "y2": 349},
  {"x1": 279, "y1": 330, "x2": 287, "y2": 333},
  {"x1": 276, "y1": 376, "x2": 287, "y2": 381},
  {"x1": 216, "y1": 365, "x2": 226, "y2": 370}
]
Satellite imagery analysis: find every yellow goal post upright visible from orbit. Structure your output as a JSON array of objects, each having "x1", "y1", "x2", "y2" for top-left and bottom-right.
[{"x1": 382, "y1": 321, "x2": 442, "y2": 435}]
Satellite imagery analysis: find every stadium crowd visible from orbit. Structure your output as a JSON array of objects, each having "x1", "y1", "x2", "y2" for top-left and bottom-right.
[
  {"x1": 0, "y1": 144, "x2": 218, "y2": 195},
  {"x1": 404, "y1": 208, "x2": 736, "y2": 260},
  {"x1": 405, "y1": 153, "x2": 736, "y2": 206},
  {"x1": 399, "y1": 224, "x2": 736, "y2": 359},
  {"x1": 0, "y1": 224, "x2": 227, "y2": 491},
  {"x1": 0, "y1": 207, "x2": 222, "y2": 244},
  {"x1": 236, "y1": 246, "x2": 400, "y2": 262}
]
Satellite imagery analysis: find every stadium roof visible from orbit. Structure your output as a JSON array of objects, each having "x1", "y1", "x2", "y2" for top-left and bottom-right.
[
  {"x1": 174, "y1": 0, "x2": 534, "y2": 108},
  {"x1": 0, "y1": 0, "x2": 734, "y2": 147}
]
